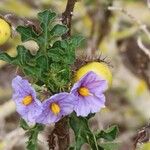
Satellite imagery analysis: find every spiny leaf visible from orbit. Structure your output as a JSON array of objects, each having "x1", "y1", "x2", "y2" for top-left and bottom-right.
[
  {"x1": 0, "y1": 45, "x2": 32, "y2": 66},
  {"x1": 26, "y1": 124, "x2": 44, "y2": 150},
  {"x1": 16, "y1": 26, "x2": 38, "y2": 42},
  {"x1": 17, "y1": 10, "x2": 56, "y2": 51},
  {"x1": 69, "y1": 113, "x2": 99, "y2": 150},
  {"x1": 38, "y1": 10, "x2": 56, "y2": 24},
  {"x1": 99, "y1": 142, "x2": 119, "y2": 150},
  {"x1": 0, "y1": 52, "x2": 14, "y2": 63},
  {"x1": 69, "y1": 35, "x2": 85, "y2": 48},
  {"x1": 1, "y1": 10, "x2": 83, "y2": 95},
  {"x1": 50, "y1": 24, "x2": 68, "y2": 36},
  {"x1": 96, "y1": 125, "x2": 119, "y2": 141}
]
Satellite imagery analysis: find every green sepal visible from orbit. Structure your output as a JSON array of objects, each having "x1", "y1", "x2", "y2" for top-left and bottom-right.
[{"x1": 20, "y1": 119, "x2": 30, "y2": 130}]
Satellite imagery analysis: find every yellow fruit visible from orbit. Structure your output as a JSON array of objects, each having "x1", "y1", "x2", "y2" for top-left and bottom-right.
[
  {"x1": 75, "y1": 62, "x2": 112, "y2": 87},
  {"x1": 0, "y1": 18, "x2": 11, "y2": 45},
  {"x1": 141, "y1": 143, "x2": 150, "y2": 150}
]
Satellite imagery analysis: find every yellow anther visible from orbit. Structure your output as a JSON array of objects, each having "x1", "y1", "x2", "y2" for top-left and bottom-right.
[
  {"x1": 22, "y1": 95, "x2": 32, "y2": 106},
  {"x1": 78, "y1": 87, "x2": 90, "y2": 96},
  {"x1": 50, "y1": 103, "x2": 61, "y2": 115}
]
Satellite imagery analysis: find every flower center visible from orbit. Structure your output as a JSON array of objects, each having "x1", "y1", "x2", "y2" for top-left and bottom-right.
[
  {"x1": 50, "y1": 102, "x2": 60, "y2": 115},
  {"x1": 78, "y1": 87, "x2": 90, "y2": 96},
  {"x1": 22, "y1": 95, "x2": 32, "y2": 106}
]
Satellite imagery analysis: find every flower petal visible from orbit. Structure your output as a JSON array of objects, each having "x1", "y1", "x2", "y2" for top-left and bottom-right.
[
  {"x1": 71, "y1": 71, "x2": 107, "y2": 117},
  {"x1": 36, "y1": 92, "x2": 76, "y2": 124},
  {"x1": 12, "y1": 75, "x2": 42, "y2": 123},
  {"x1": 12, "y1": 76, "x2": 36, "y2": 98}
]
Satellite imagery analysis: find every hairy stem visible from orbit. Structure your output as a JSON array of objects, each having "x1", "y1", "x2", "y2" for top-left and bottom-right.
[{"x1": 48, "y1": 0, "x2": 77, "y2": 150}]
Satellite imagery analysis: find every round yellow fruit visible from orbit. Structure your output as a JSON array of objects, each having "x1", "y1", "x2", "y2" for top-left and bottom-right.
[
  {"x1": 0, "y1": 18, "x2": 11, "y2": 45},
  {"x1": 75, "y1": 62, "x2": 112, "y2": 87}
]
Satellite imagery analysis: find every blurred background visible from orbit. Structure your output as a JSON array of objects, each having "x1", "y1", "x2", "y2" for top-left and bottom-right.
[{"x1": 0, "y1": 0, "x2": 150, "y2": 150}]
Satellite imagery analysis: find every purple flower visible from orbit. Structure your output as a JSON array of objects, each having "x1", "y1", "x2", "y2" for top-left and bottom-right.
[
  {"x1": 36, "y1": 93, "x2": 76, "y2": 124},
  {"x1": 71, "y1": 71, "x2": 108, "y2": 117},
  {"x1": 12, "y1": 76, "x2": 42, "y2": 123}
]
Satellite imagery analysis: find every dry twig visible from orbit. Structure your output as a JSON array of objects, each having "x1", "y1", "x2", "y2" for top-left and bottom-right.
[{"x1": 108, "y1": 6, "x2": 150, "y2": 59}]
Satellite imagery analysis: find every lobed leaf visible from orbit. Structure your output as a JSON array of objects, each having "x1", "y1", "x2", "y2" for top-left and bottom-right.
[
  {"x1": 99, "y1": 142, "x2": 119, "y2": 150},
  {"x1": 16, "y1": 26, "x2": 38, "y2": 42},
  {"x1": 96, "y1": 125, "x2": 119, "y2": 141},
  {"x1": 50, "y1": 24, "x2": 68, "y2": 36},
  {"x1": 69, "y1": 113, "x2": 99, "y2": 150}
]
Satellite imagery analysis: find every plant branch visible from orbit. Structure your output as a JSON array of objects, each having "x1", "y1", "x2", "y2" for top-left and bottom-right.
[
  {"x1": 62, "y1": 0, "x2": 77, "y2": 39},
  {"x1": 86, "y1": 1, "x2": 112, "y2": 54},
  {"x1": 108, "y1": 6, "x2": 150, "y2": 59},
  {"x1": 48, "y1": 0, "x2": 77, "y2": 150},
  {"x1": 137, "y1": 36, "x2": 150, "y2": 59},
  {"x1": 95, "y1": 7, "x2": 112, "y2": 51}
]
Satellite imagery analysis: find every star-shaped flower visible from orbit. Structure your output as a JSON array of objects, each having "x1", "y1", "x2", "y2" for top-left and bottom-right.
[
  {"x1": 12, "y1": 76, "x2": 42, "y2": 123},
  {"x1": 71, "y1": 71, "x2": 108, "y2": 117},
  {"x1": 36, "y1": 93, "x2": 76, "y2": 124}
]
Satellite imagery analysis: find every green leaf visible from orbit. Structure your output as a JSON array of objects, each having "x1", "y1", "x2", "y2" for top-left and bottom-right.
[
  {"x1": 16, "y1": 45, "x2": 32, "y2": 65},
  {"x1": 99, "y1": 142, "x2": 119, "y2": 150},
  {"x1": 20, "y1": 119, "x2": 29, "y2": 130},
  {"x1": 36, "y1": 55, "x2": 48, "y2": 71},
  {"x1": 96, "y1": 125, "x2": 119, "y2": 141},
  {"x1": 69, "y1": 113, "x2": 99, "y2": 150},
  {"x1": 50, "y1": 24, "x2": 68, "y2": 36},
  {"x1": 38, "y1": 10, "x2": 56, "y2": 50},
  {"x1": 38, "y1": 10, "x2": 56, "y2": 24},
  {"x1": 16, "y1": 26, "x2": 38, "y2": 42},
  {"x1": 0, "y1": 52, "x2": 14, "y2": 63},
  {"x1": 48, "y1": 38, "x2": 78, "y2": 65},
  {"x1": 1, "y1": 10, "x2": 83, "y2": 95},
  {"x1": 69, "y1": 35, "x2": 84, "y2": 48},
  {"x1": 0, "y1": 45, "x2": 48, "y2": 83},
  {"x1": 69, "y1": 146, "x2": 75, "y2": 150},
  {"x1": 46, "y1": 63, "x2": 71, "y2": 92},
  {"x1": 0, "y1": 45, "x2": 32, "y2": 66},
  {"x1": 17, "y1": 10, "x2": 57, "y2": 52},
  {"x1": 26, "y1": 124, "x2": 44, "y2": 150}
]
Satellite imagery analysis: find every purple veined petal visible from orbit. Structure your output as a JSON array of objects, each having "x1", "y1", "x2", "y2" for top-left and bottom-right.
[
  {"x1": 80, "y1": 71, "x2": 108, "y2": 92},
  {"x1": 60, "y1": 100, "x2": 76, "y2": 115},
  {"x1": 71, "y1": 71, "x2": 107, "y2": 117},
  {"x1": 12, "y1": 76, "x2": 36, "y2": 98},
  {"x1": 73, "y1": 94, "x2": 105, "y2": 117},
  {"x1": 26, "y1": 101, "x2": 43, "y2": 123},
  {"x1": 77, "y1": 71, "x2": 100, "y2": 86},
  {"x1": 70, "y1": 82, "x2": 81, "y2": 95},
  {"x1": 36, "y1": 98, "x2": 59, "y2": 124},
  {"x1": 86, "y1": 94, "x2": 105, "y2": 114},
  {"x1": 71, "y1": 71, "x2": 107, "y2": 95},
  {"x1": 37, "y1": 108, "x2": 61, "y2": 124},
  {"x1": 87, "y1": 80, "x2": 107, "y2": 94},
  {"x1": 74, "y1": 97, "x2": 91, "y2": 117},
  {"x1": 12, "y1": 75, "x2": 42, "y2": 123},
  {"x1": 36, "y1": 92, "x2": 76, "y2": 125}
]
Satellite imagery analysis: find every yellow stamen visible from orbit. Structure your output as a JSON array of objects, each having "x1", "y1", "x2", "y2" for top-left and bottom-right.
[
  {"x1": 22, "y1": 95, "x2": 32, "y2": 106},
  {"x1": 78, "y1": 87, "x2": 90, "y2": 96},
  {"x1": 50, "y1": 102, "x2": 61, "y2": 115}
]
